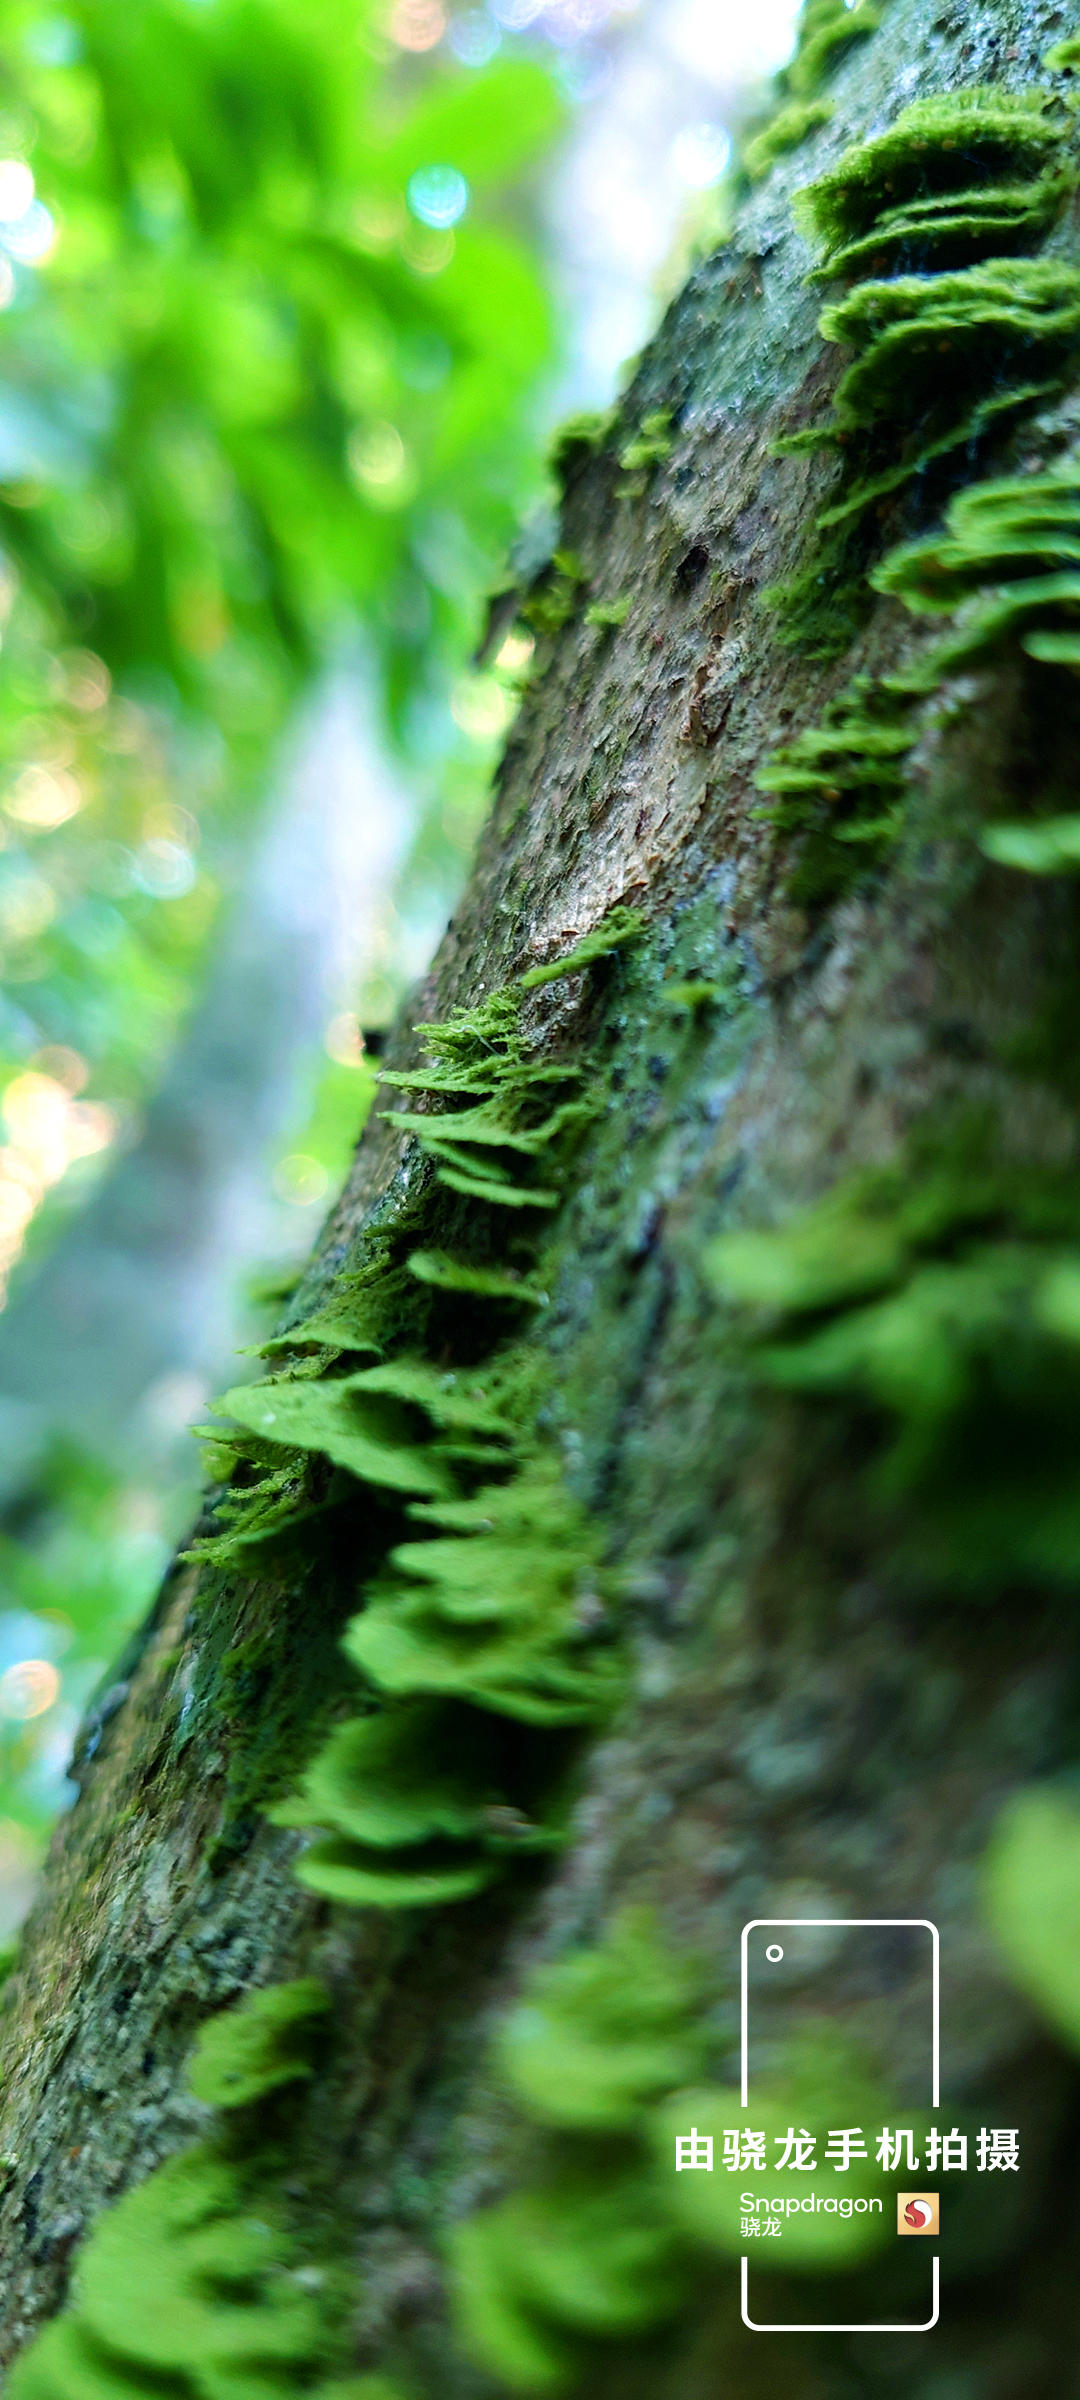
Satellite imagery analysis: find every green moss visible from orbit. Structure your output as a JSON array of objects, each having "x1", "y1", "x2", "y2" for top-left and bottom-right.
[
  {"x1": 549, "y1": 411, "x2": 610, "y2": 485},
  {"x1": 275, "y1": 1450, "x2": 615, "y2": 1908},
  {"x1": 405, "y1": 1250, "x2": 547, "y2": 1306},
  {"x1": 815, "y1": 258, "x2": 1080, "y2": 496},
  {"x1": 256, "y1": 1302, "x2": 384, "y2": 1359},
  {"x1": 707, "y1": 1153, "x2": 1080, "y2": 1590},
  {"x1": 873, "y1": 450, "x2": 1080, "y2": 679},
  {"x1": 379, "y1": 984, "x2": 593, "y2": 1210},
  {"x1": 584, "y1": 597, "x2": 630, "y2": 630},
  {"x1": 616, "y1": 410, "x2": 673, "y2": 476},
  {"x1": 185, "y1": 918, "x2": 646, "y2": 1906},
  {"x1": 186, "y1": 1451, "x2": 326, "y2": 1568},
  {"x1": 8, "y1": 2148, "x2": 327, "y2": 2400},
  {"x1": 754, "y1": 674, "x2": 914, "y2": 903},
  {"x1": 1045, "y1": 36, "x2": 1080, "y2": 73},
  {"x1": 815, "y1": 169, "x2": 1070, "y2": 281},
  {"x1": 448, "y1": 1918, "x2": 894, "y2": 2394},
  {"x1": 7, "y1": 1966, "x2": 393, "y2": 2398},
  {"x1": 867, "y1": 448, "x2": 1080, "y2": 871},
  {"x1": 321, "y1": 2385, "x2": 411, "y2": 2400},
  {"x1": 520, "y1": 551, "x2": 590, "y2": 638},
  {"x1": 981, "y1": 817, "x2": 1080, "y2": 873},
  {"x1": 651, "y1": 2029, "x2": 895, "y2": 2269},
  {"x1": 772, "y1": 80, "x2": 1080, "y2": 653},
  {"x1": 347, "y1": 1459, "x2": 616, "y2": 1724},
  {"x1": 661, "y1": 975, "x2": 735, "y2": 1013},
  {"x1": 496, "y1": 1909, "x2": 704, "y2": 2130},
  {"x1": 451, "y1": 2171, "x2": 684, "y2": 2395},
  {"x1": 614, "y1": 409, "x2": 674, "y2": 499},
  {"x1": 447, "y1": 1916, "x2": 695, "y2": 2394},
  {"x1": 210, "y1": 1375, "x2": 459, "y2": 1500},
  {"x1": 194, "y1": 917, "x2": 643, "y2": 1570},
  {"x1": 982, "y1": 1787, "x2": 1080, "y2": 2050},
  {"x1": 765, "y1": 516, "x2": 877, "y2": 658},
  {"x1": 786, "y1": 0, "x2": 881, "y2": 97},
  {"x1": 743, "y1": 97, "x2": 833, "y2": 182},
  {"x1": 519, "y1": 905, "x2": 644, "y2": 987},
  {"x1": 188, "y1": 1981, "x2": 330, "y2": 2109},
  {"x1": 797, "y1": 87, "x2": 1067, "y2": 275}
]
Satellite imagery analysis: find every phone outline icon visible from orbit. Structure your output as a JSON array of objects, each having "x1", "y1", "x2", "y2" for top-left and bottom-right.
[{"x1": 740, "y1": 1918, "x2": 940, "y2": 2334}]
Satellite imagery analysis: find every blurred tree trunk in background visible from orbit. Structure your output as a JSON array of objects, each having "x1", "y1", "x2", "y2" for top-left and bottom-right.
[{"x1": 3, "y1": 3, "x2": 1080, "y2": 2394}]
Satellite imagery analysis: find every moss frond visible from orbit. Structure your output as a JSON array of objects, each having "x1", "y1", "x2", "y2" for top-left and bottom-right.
[
  {"x1": 754, "y1": 675, "x2": 914, "y2": 902},
  {"x1": 744, "y1": 98, "x2": 834, "y2": 182},
  {"x1": 707, "y1": 1159, "x2": 1080, "y2": 1588},
  {"x1": 188, "y1": 1980, "x2": 330, "y2": 2110},
  {"x1": 797, "y1": 86, "x2": 1065, "y2": 267}
]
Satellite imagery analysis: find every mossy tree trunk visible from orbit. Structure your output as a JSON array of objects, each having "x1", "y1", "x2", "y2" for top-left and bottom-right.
[{"x1": 4, "y1": 3, "x2": 1080, "y2": 2392}]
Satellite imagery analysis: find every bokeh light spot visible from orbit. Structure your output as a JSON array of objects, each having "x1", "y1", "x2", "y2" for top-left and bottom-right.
[
  {"x1": 273, "y1": 1153, "x2": 330, "y2": 1206},
  {"x1": 348, "y1": 421, "x2": 411, "y2": 503},
  {"x1": 451, "y1": 674, "x2": 517, "y2": 740},
  {"x1": 390, "y1": 0, "x2": 446, "y2": 48},
  {"x1": 3, "y1": 201, "x2": 57, "y2": 264},
  {"x1": 6, "y1": 763, "x2": 83, "y2": 828},
  {"x1": 494, "y1": 629, "x2": 534, "y2": 673},
  {"x1": 400, "y1": 221, "x2": 455, "y2": 275},
  {"x1": 670, "y1": 121, "x2": 731, "y2": 190},
  {"x1": 0, "y1": 161, "x2": 34, "y2": 223},
  {"x1": 447, "y1": 11, "x2": 500, "y2": 64},
  {"x1": 133, "y1": 839, "x2": 197, "y2": 898},
  {"x1": 0, "y1": 1659, "x2": 60, "y2": 1721},
  {"x1": 407, "y1": 164, "x2": 469, "y2": 230},
  {"x1": 490, "y1": 0, "x2": 542, "y2": 27},
  {"x1": 324, "y1": 1011, "x2": 367, "y2": 1067}
]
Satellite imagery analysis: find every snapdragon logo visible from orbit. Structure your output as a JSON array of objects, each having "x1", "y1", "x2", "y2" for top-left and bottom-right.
[{"x1": 898, "y1": 2193, "x2": 940, "y2": 2235}]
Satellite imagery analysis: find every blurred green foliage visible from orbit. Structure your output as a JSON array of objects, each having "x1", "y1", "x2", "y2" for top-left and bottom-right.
[
  {"x1": 0, "y1": 0, "x2": 559, "y2": 1251},
  {"x1": 0, "y1": 0, "x2": 561, "y2": 1884}
]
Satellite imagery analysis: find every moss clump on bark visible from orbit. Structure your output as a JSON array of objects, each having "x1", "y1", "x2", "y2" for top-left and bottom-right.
[
  {"x1": 7, "y1": 2148, "x2": 327, "y2": 2400},
  {"x1": 448, "y1": 1916, "x2": 896, "y2": 2395},
  {"x1": 760, "y1": 76, "x2": 1080, "y2": 901},
  {"x1": 771, "y1": 78, "x2": 1080, "y2": 656},
  {"x1": 754, "y1": 673, "x2": 915, "y2": 902},
  {"x1": 785, "y1": 0, "x2": 884, "y2": 98},
  {"x1": 180, "y1": 917, "x2": 644, "y2": 1913},
  {"x1": 874, "y1": 448, "x2": 1080, "y2": 675},
  {"x1": 797, "y1": 85, "x2": 1069, "y2": 275},
  {"x1": 187, "y1": 1979, "x2": 331, "y2": 2109},
  {"x1": 708, "y1": 1147, "x2": 1080, "y2": 1589},
  {"x1": 743, "y1": 98, "x2": 834, "y2": 183},
  {"x1": 273, "y1": 1447, "x2": 616, "y2": 1908},
  {"x1": 6, "y1": 1978, "x2": 386, "y2": 2400}
]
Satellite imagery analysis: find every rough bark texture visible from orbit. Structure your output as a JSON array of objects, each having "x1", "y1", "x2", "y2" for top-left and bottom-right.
[{"x1": 3, "y1": 2, "x2": 1080, "y2": 2392}]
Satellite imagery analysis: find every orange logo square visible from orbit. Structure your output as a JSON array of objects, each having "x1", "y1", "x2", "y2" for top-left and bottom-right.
[{"x1": 897, "y1": 2192, "x2": 939, "y2": 2235}]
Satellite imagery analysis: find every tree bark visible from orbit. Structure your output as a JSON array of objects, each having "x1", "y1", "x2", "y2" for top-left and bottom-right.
[{"x1": 3, "y1": 1, "x2": 1080, "y2": 2391}]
